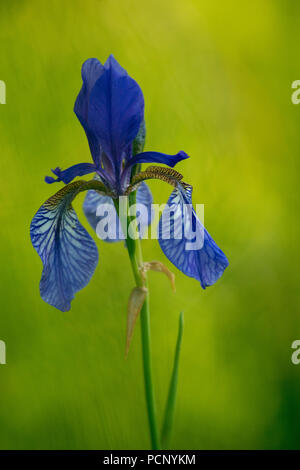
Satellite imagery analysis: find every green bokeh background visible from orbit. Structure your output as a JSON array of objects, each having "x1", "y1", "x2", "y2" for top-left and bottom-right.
[{"x1": 0, "y1": 0, "x2": 300, "y2": 450}]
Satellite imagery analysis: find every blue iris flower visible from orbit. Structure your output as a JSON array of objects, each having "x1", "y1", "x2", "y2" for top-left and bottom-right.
[{"x1": 30, "y1": 55, "x2": 229, "y2": 312}]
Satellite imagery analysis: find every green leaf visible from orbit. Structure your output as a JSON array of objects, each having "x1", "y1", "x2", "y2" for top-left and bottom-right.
[{"x1": 161, "y1": 312, "x2": 184, "y2": 449}]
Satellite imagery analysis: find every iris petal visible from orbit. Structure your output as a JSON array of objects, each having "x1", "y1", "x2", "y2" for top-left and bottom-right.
[
  {"x1": 158, "y1": 184, "x2": 229, "y2": 288},
  {"x1": 125, "y1": 150, "x2": 189, "y2": 170},
  {"x1": 30, "y1": 181, "x2": 99, "y2": 311},
  {"x1": 83, "y1": 192, "x2": 122, "y2": 243},
  {"x1": 89, "y1": 55, "x2": 144, "y2": 166},
  {"x1": 74, "y1": 58, "x2": 105, "y2": 166},
  {"x1": 45, "y1": 163, "x2": 97, "y2": 184},
  {"x1": 83, "y1": 182, "x2": 153, "y2": 241},
  {"x1": 135, "y1": 181, "x2": 153, "y2": 238},
  {"x1": 121, "y1": 151, "x2": 189, "y2": 188}
]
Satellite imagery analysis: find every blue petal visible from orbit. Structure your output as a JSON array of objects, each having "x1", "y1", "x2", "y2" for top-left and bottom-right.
[
  {"x1": 158, "y1": 184, "x2": 228, "y2": 288},
  {"x1": 124, "y1": 150, "x2": 189, "y2": 173},
  {"x1": 45, "y1": 163, "x2": 97, "y2": 184},
  {"x1": 83, "y1": 182, "x2": 153, "y2": 241},
  {"x1": 89, "y1": 55, "x2": 144, "y2": 166},
  {"x1": 74, "y1": 58, "x2": 105, "y2": 166},
  {"x1": 83, "y1": 191, "x2": 123, "y2": 243},
  {"x1": 135, "y1": 182, "x2": 153, "y2": 237},
  {"x1": 30, "y1": 183, "x2": 99, "y2": 311}
]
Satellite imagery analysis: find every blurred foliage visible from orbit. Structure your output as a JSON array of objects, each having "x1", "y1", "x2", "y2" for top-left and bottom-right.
[{"x1": 0, "y1": 0, "x2": 300, "y2": 449}]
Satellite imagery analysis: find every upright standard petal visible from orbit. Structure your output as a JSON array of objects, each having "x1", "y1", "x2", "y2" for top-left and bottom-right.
[
  {"x1": 74, "y1": 58, "x2": 105, "y2": 166},
  {"x1": 88, "y1": 55, "x2": 144, "y2": 166},
  {"x1": 30, "y1": 181, "x2": 100, "y2": 311},
  {"x1": 158, "y1": 183, "x2": 229, "y2": 288}
]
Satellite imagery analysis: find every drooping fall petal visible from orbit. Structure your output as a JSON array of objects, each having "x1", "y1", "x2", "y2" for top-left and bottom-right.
[
  {"x1": 30, "y1": 180, "x2": 107, "y2": 311},
  {"x1": 158, "y1": 183, "x2": 229, "y2": 288}
]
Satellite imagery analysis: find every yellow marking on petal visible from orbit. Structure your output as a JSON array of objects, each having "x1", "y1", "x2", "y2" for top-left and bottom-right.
[
  {"x1": 126, "y1": 286, "x2": 148, "y2": 357},
  {"x1": 125, "y1": 166, "x2": 185, "y2": 195},
  {"x1": 144, "y1": 166, "x2": 183, "y2": 181},
  {"x1": 43, "y1": 179, "x2": 111, "y2": 210},
  {"x1": 180, "y1": 181, "x2": 193, "y2": 192},
  {"x1": 141, "y1": 261, "x2": 176, "y2": 293}
]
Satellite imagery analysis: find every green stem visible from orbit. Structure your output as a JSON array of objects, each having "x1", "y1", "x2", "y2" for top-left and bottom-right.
[
  {"x1": 114, "y1": 195, "x2": 160, "y2": 450},
  {"x1": 136, "y1": 259, "x2": 160, "y2": 450}
]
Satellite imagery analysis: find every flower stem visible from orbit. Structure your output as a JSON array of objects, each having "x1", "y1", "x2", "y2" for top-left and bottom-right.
[
  {"x1": 114, "y1": 196, "x2": 160, "y2": 450},
  {"x1": 136, "y1": 260, "x2": 160, "y2": 450}
]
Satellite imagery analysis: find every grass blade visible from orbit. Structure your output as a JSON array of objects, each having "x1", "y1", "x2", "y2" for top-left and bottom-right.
[{"x1": 161, "y1": 312, "x2": 184, "y2": 449}]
